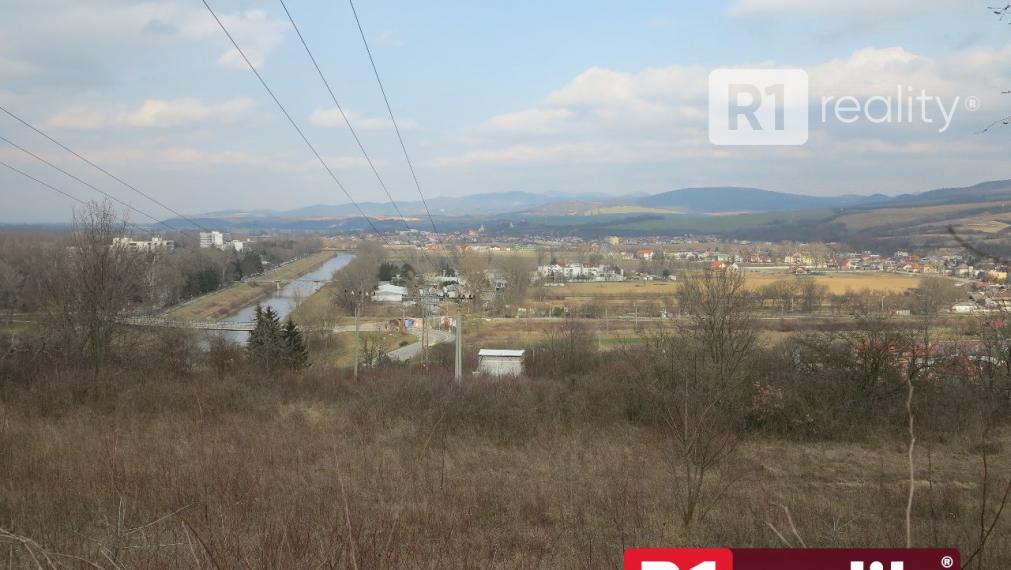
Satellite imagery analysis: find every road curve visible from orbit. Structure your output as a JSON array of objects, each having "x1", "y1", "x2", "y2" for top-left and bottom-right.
[{"x1": 386, "y1": 328, "x2": 454, "y2": 362}]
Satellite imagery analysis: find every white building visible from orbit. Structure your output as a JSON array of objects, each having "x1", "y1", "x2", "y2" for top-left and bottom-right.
[
  {"x1": 951, "y1": 301, "x2": 984, "y2": 314},
  {"x1": 476, "y1": 349, "x2": 525, "y2": 377},
  {"x1": 537, "y1": 263, "x2": 624, "y2": 282},
  {"x1": 199, "y1": 231, "x2": 225, "y2": 249},
  {"x1": 199, "y1": 231, "x2": 244, "y2": 252},
  {"x1": 111, "y1": 236, "x2": 175, "y2": 252},
  {"x1": 373, "y1": 282, "x2": 408, "y2": 303}
]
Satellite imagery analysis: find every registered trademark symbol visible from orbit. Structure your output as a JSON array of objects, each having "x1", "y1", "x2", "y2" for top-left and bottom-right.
[
  {"x1": 941, "y1": 555, "x2": 955, "y2": 568},
  {"x1": 966, "y1": 96, "x2": 980, "y2": 112}
]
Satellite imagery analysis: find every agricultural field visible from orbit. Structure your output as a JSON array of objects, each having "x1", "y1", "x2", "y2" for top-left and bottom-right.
[
  {"x1": 531, "y1": 271, "x2": 925, "y2": 306},
  {"x1": 742, "y1": 271, "x2": 924, "y2": 295}
]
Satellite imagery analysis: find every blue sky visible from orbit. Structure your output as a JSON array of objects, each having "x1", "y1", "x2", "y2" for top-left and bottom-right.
[{"x1": 0, "y1": 0, "x2": 1008, "y2": 222}]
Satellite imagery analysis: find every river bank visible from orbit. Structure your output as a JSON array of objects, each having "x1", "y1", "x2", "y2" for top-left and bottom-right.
[{"x1": 164, "y1": 251, "x2": 341, "y2": 322}]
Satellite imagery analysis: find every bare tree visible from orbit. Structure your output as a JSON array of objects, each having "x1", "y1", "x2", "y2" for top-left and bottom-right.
[
  {"x1": 457, "y1": 248, "x2": 489, "y2": 308},
  {"x1": 641, "y1": 268, "x2": 756, "y2": 529},
  {"x1": 498, "y1": 255, "x2": 535, "y2": 306},
  {"x1": 0, "y1": 258, "x2": 19, "y2": 319},
  {"x1": 914, "y1": 276, "x2": 960, "y2": 317},
  {"x1": 332, "y1": 241, "x2": 384, "y2": 313},
  {"x1": 46, "y1": 201, "x2": 143, "y2": 369},
  {"x1": 799, "y1": 277, "x2": 828, "y2": 313}
]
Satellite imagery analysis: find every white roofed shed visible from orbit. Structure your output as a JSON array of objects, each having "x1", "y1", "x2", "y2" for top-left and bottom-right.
[{"x1": 476, "y1": 349, "x2": 525, "y2": 377}]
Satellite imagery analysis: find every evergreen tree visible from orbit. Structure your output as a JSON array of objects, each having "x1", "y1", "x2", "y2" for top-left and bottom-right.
[
  {"x1": 247, "y1": 304, "x2": 285, "y2": 371},
  {"x1": 283, "y1": 317, "x2": 309, "y2": 370},
  {"x1": 247, "y1": 305, "x2": 265, "y2": 350}
]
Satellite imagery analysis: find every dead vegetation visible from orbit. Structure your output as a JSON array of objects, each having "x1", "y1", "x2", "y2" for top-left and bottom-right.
[{"x1": 0, "y1": 363, "x2": 1008, "y2": 568}]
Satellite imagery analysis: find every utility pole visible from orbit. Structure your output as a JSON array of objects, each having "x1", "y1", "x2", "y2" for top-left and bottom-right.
[
  {"x1": 454, "y1": 310, "x2": 463, "y2": 383},
  {"x1": 353, "y1": 298, "x2": 360, "y2": 380},
  {"x1": 421, "y1": 298, "x2": 428, "y2": 367}
]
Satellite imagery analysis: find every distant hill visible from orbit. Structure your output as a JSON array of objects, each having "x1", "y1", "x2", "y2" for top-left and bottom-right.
[
  {"x1": 280, "y1": 191, "x2": 598, "y2": 218},
  {"x1": 176, "y1": 181, "x2": 1011, "y2": 250},
  {"x1": 636, "y1": 187, "x2": 888, "y2": 213},
  {"x1": 878, "y1": 179, "x2": 1011, "y2": 208}
]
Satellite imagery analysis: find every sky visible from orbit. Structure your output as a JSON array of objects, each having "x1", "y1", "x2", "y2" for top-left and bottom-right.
[{"x1": 0, "y1": 0, "x2": 1009, "y2": 223}]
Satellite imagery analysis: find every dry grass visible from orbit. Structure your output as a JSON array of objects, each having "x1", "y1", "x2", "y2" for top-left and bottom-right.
[
  {"x1": 464, "y1": 317, "x2": 642, "y2": 350},
  {"x1": 531, "y1": 272, "x2": 921, "y2": 307},
  {"x1": 166, "y1": 252, "x2": 336, "y2": 321},
  {"x1": 837, "y1": 201, "x2": 1010, "y2": 231},
  {"x1": 289, "y1": 281, "x2": 342, "y2": 324},
  {"x1": 308, "y1": 330, "x2": 417, "y2": 368},
  {"x1": 0, "y1": 371, "x2": 1007, "y2": 568},
  {"x1": 743, "y1": 272, "x2": 923, "y2": 295}
]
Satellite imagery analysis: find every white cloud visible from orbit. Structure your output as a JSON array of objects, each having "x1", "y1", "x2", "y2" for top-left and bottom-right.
[
  {"x1": 46, "y1": 98, "x2": 256, "y2": 130},
  {"x1": 308, "y1": 107, "x2": 417, "y2": 131},
  {"x1": 429, "y1": 143, "x2": 609, "y2": 167},
  {"x1": 434, "y1": 42, "x2": 1011, "y2": 173},
  {"x1": 76, "y1": 145, "x2": 370, "y2": 174},
  {"x1": 0, "y1": 2, "x2": 287, "y2": 74},
  {"x1": 212, "y1": 10, "x2": 286, "y2": 70},
  {"x1": 0, "y1": 55, "x2": 39, "y2": 79},
  {"x1": 546, "y1": 65, "x2": 708, "y2": 118},
  {"x1": 727, "y1": 0, "x2": 963, "y2": 21},
  {"x1": 483, "y1": 109, "x2": 573, "y2": 133}
]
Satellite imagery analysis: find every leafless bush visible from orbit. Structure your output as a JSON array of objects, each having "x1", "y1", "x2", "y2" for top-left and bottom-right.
[
  {"x1": 634, "y1": 269, "x2": 756, "y2": 529},
  {"x1": 525, "y1": 318, "x2": 597, "y2": 379}
]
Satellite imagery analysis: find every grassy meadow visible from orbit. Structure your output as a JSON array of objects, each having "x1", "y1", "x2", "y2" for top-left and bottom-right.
[{"x1": 1, "y1": 369, "x2": 1007, "y2": 568}]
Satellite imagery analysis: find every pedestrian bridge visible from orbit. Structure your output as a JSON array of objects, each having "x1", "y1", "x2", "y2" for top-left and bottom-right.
[
  {"x1": 120, "y1": 317, "x2": 256, "y2": 332},
  {"x1": 121, "y1": 317, "x2": 383, "y2": 334}
]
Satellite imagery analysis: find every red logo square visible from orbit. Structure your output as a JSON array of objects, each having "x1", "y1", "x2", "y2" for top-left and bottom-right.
[{"x1": 624, "y1": 548, "x2": 733, "y2": 570}]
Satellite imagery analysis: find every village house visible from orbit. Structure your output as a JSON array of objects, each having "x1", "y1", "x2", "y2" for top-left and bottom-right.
[
  {"x1": 633, "y1": 248, "x2": 655, "y2": 261},
  {"x1": 536, "y1": 263, "x2": 624, "y2": 282}
]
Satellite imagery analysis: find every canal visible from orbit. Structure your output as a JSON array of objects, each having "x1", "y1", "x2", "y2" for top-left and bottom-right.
[{"x1": 218, "y1": 253, "x2": 353, "y2": 343}]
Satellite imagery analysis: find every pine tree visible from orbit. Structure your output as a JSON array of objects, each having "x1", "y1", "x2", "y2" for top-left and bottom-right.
[
  {"x1": 283, "y1": 317, "x2": 309, "y2": 370},
  {"x1": 248, "y1": 304, "x2": 285, "y2": 371},
  {"x1": 247, "y1": 305, "x2": 265, "y2": 351}
]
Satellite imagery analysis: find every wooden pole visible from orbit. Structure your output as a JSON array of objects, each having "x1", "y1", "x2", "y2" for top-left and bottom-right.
[
  {"x1": 454, "y1": 310, "x2": 463, "y2": 383},
  {"x1": 353, "y1": 299, "x2": 360, "y2": 380}
]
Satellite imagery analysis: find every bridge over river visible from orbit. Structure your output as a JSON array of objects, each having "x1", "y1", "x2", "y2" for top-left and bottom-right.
[
  {"x1": 121, "y1": 316, "x2": 258, "y2": 332},
  {"x1": 120, "y1": 316, "x2": 384, "y2": 334}
]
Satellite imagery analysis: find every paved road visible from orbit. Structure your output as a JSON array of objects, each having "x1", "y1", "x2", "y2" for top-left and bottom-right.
[{"x1": 387, "y1": 328, "x2": 454, "y2": 362}]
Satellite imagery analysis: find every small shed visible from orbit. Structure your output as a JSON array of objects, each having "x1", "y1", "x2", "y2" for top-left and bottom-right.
[
  {"x1": 373, "y1": 283, "x2": 408, "y2": 303},
  {"x1": 476, "y1": 349, "x2": 525, "y2": 377}
]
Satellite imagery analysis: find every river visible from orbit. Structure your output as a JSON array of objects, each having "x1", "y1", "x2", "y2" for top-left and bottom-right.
[{"x1": 217, "y1": 253, "x2": 353, "y2": 343}]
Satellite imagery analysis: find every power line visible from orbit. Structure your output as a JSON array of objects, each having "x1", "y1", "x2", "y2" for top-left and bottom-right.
[
  {"x1": 0, "y1": 134, "x2": 189, "y2": 236},
  {"x1": 278, "y1": 0, "x2": 413, "y2": 233},
  {"x1": 201, "y1": 0, "x2": 389, "y2": 242},
  {"x1": 0, "y1": 159, "x2": 86, "y2": 207},
  {"x1": 0, "y1": 105, "x2": 212, "y2": 233},
  {"x1": 347, "y1": 0, "x2": 438, "y2": 235},
  {"x1": 0, "y1": 158, "x2": 150, "y2": 235}
]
